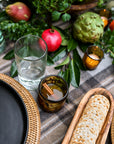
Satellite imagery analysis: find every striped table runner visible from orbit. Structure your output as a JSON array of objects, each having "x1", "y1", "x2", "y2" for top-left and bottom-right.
[{"x1": 0, "y1": 41, "x2": 114, "y2": 144}]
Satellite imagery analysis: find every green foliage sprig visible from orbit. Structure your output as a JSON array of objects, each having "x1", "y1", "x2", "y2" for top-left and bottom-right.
[
  {"x1": 95, "y1": 28, "x2": 114, "y2": 64},
  {"x1": 46, "y1": 26, "x2": 86, "y2": 88},
  {"x1": 0, "y1": 12, "x2": 48, "y2": 41},
  {"x1": 28, "y1": 0, "x2": 76, "y2": 22},
  {"x1": 27, "y1": 0, "x2": 104, "y2": 22}
]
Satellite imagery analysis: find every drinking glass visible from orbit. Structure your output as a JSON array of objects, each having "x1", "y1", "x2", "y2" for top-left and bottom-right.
[{"x1": 14, "y1": 34, "x2": 47, "y2": 90}]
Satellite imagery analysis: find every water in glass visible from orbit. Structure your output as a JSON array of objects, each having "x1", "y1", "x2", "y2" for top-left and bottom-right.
[{"x1": 16, "y1": 56, "x2": 46, "y2": 90}]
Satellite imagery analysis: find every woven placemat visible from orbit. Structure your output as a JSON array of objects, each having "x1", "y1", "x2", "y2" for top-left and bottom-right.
[
  {"x1": 111, "y1": 113, "x2": 114, "y2": 144},
  {"x1": 0, "y1": 73, "x2": 41, "y2": 144}
]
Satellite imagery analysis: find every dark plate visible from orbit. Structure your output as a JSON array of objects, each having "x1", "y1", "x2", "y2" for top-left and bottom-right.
[{"x1": 0, "y1": 80, "x2": 28, "y2": 144}]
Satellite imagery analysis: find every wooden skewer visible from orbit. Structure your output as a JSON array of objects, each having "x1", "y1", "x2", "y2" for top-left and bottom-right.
[{"x1": 43, "y1": 83, "x2": 58, "y2": 100}]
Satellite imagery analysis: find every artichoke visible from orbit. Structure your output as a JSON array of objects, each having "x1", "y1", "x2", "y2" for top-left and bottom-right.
[{"x1": 73, "y1": 12, "x2": 104, "y2": 43}]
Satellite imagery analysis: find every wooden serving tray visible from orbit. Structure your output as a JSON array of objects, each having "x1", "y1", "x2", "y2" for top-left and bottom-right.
[
  {"x1": 62, "y1": 88, "x2": 114, "y2": 144},
  {"x1": 111, "y1": 114, "x2": 114, "y2": 144}
]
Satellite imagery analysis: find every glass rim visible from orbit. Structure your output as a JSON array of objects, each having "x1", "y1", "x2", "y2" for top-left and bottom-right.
[
  {"x1": 38, "y1": 75, "x2": 69, "y2": 103},
  {"x1": 86, "y1": 45, "x2": 104, "y2": 61},
  {"x1": 14, "y1": 34, "x2": 47, "y2": 61}
]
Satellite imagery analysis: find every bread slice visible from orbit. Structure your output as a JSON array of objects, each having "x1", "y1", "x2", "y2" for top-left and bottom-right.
[{"x1": 70, "y1": 95, "x2": 110, "y2": 144}]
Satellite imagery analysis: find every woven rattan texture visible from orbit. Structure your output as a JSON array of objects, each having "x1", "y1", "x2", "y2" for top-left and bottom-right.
[
  {"x1": 0, "y1": 73, "x2": 41, "y2": 144},
  {"x1": 111, "y1": 114, "x2": 114, "y2": 144}
]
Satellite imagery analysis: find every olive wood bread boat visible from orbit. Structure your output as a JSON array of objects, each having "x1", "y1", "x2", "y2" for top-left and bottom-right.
[{"x1": 62, "y1": 88, "x2": 114, "y2": 144}]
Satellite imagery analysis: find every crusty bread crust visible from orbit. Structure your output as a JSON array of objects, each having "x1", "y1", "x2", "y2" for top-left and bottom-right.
[{"x1": 70, "y1": 95, "x2": 110, "y2": 144}]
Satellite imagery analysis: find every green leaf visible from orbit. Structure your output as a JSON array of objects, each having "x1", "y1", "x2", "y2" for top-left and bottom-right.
[
  {"x1": 52, "y1": 11, "x2": 61, "y2": 21},
  {"x1": 63, "y1": 3, "x2": 70, "y2": 9},
  {"x1": 3, "y1": 50, "x2": 14, "y2": 60},
  {"x1": 97, "y1": 0, "x2": 104, "y2": 7},
  {"x1": 63, "y1": 66, "x2": 71, "y2": 87},
  {"x1": 0, "y1": 11, "x2": 9, "y2": 22},
  {"x1": 58, "y1": 70, "x2": 64, "y2": 77},
  {"x1": 47, "y1": 55, "x2": 54, "y2": 66},
  {"x1": 59, "y1": 2, "x2": 70, "y2": 11},
  {"x1": 78, "y1": 42, "x2": 90, "y2": 52},
  {"x1": 110, "y1": 50, "x2": 114, "y2": 58},
  {"x1": 70, "y1": 59, "x2": 80, "y2": 87},
  {"x1": 73, "y1": 49, "x2": 86, "y2": 70},
  {"x1": 61, "y1": 39, "x2": 68, "y2": 46},
  {"x1": 18, "y1": 46, "x2": 30, "y2": 58},
  {"x1": 58, "y1": 68, "x2": 71, "y2": 88},
  {"x1": 0, "y1": 41, "x2": 5, "y2": 54},
  {"x1": 62, "y1": 13, "x2": 71, "y2": 22},
  {"x1": 55, "y1": 56, "x2": 70, "y2": 69},
  {"x1": 10, "y1": 60, "x2": 18, "y2": 77},
  {"x1": 52, "y1": 47, "x2": 66, "y2": 62},
  {"x1": 67, "y1": 38, "x2": 78, "y2": 52}
]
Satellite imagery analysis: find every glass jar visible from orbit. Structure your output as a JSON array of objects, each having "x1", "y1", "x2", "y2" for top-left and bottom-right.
[
  {"x1": 38, "y1": 75, "x2": 69, "y2": 112},
  {"x1": 83, "y1": 45, "x2": 104, "y2": 70}
]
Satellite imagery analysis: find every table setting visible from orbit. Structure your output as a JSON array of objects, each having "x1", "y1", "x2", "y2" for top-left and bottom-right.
[{"x1": 0, "y1": 0, "x2": 114, "y2": 144}]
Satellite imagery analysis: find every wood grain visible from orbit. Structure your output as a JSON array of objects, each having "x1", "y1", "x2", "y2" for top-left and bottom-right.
[
  {"x1": 70, "y1": 2, "x2": 97, "y2": 11},
  {"x1": 111, "y1": 114, "x2": 114, "y2": 144},
  {"x1": 62, "y1": 88, "x2": 114, "y2": 144}
]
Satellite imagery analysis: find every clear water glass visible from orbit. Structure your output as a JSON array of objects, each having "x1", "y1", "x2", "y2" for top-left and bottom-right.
[{"x1": 14, "y1": 34, "x2": 47, "y2": 90}]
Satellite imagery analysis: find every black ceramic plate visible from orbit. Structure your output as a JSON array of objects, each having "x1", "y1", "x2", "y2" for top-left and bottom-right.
[{"x1": 0, "y1": 80, "x2": 28, "y2": 144}]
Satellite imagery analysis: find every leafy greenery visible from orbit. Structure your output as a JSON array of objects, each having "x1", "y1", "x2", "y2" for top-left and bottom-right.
[
  {"x1": 27, "y1": 0, "x2": 104, "y2": 23},
  {"x1": 55, "y1": 56, "x2": 70, "y2": 69},
  {"x1": 10, "y1": 60, "x2": 18, "y2": 77},
  {"x1": 0, "y1": 0, "x2": 104, "y2": 41},
  {"x1": 0, "y1": 11, "x2": 48, "y2": 41},
  {"x1": 28, "y1": 0, "x2": 77, "y2": 14},
  {"x1": 47, "y1": 28, "x2": 85, "y2": 88},
  {"x1": 94, "y1": 28, "x2": 114, "y2": 64},
  {"x1": 3, "y1": 49, "x2": 14, "y2": 59}
]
